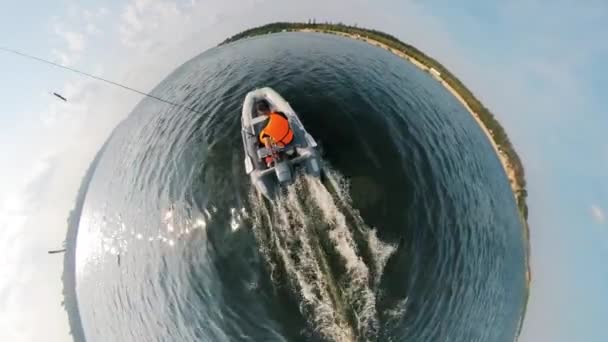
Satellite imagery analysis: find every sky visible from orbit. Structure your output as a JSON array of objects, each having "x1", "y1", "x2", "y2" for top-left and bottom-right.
[{"x1": 0, "y1": 0, "x2": 607, "y2": 341}]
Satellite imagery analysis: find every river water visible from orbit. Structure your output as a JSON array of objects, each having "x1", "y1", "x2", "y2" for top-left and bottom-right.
[{"x1": 74, "y1": 32, "x2": 526, "y2": 342}]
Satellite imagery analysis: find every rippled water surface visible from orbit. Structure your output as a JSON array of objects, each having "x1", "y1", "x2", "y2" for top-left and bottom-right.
[{"x1": 75, "y1": 32, "x2": 526, "y2": 342}]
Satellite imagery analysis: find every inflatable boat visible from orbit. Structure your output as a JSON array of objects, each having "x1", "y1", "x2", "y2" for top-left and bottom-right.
[{"x1": 241, "y1": 87, "x2": 322, "y2": 199}]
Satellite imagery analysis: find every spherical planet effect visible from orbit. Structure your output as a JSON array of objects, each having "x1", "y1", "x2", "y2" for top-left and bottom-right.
[{"x1": 73, "y1": 32, "x2": 526, "y2": 342}]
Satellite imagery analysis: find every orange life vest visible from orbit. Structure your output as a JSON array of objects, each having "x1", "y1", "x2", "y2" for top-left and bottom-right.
[{"x1": 259, "y1": 112, "x2": 294, "y2": 147}]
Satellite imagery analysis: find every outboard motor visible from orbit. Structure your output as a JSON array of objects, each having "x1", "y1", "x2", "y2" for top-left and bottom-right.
[{"x1": 274, "y1": 161, "x2": 293, "y2": 184}]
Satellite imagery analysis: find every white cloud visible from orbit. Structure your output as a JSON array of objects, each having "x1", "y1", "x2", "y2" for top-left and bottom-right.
[
  {"x1": 52, "y1": 5, "x2": 111, "y2": 66},
  {"x1": 591, "y1": 205, "x2": 606, "y2": 224},
  {"x1": 0, "y1": 51, "x2": 135, "y2": 340},
  {"x1": 51, "y1": 48, "x2": 73, "y2": 67},
  {"x1": 0, "y1": 83, "x2": 131, "y2": 342},
  {"x1": 54, "y1": 26, "x2": 85, "y2": 53},
  {"x1": 122, "y1": 5, "x2": 143, "y2": 34},
  {"x1": 0, "y1": 152, "x2": 67, "y2": 341},
  {"x1": 119, "y1": 0, "x2": 182, "y2": 50},
  {"x1": 51, "y1": 23, "x2": 86, "y2": 66},
  {"x1": 86, "y1": 23, "x2": 101, "y2": 36}
]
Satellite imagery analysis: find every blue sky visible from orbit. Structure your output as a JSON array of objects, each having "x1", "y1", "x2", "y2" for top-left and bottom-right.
[{"x1": 1, "y1": 0, "x2": 607, "y2": 341}]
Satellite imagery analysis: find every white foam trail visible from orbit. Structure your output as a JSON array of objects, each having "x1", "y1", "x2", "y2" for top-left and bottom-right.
[
  {"x1": 285, "y1": 184, "x2": 358, "y2": 337},
  {"x1": 248, "y1": 191, "x2": 278, "y2": 282},
  {"x1": 305, "y1": 176, "x2": 378, "y2": 337},
  {"x1": 383, "y1": 297, "x2": 409, "y2": 331},
  {"x1": 248, "y1": 168, "x2": 398, "y2": 341},
  {"x1": 250, "y1": 185, "x2": 354, "y2": 341},
  {"x1": 366, "y1": 229, "x2": 397, "y2": 289},
  {"x1": 322, "y1": 168, "x2": 355, "y2": 209},
  {"x1": 277, "y1": 196, "x2": 352, "y2": 341},
  {"x1": 321, "y1": 168, "x2": 398, "y2": 285}
]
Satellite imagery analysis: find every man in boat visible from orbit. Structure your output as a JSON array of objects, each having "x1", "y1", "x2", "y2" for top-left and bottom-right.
[{"x1": 256, "y1": 100, "x2": 294, "y2": 167}]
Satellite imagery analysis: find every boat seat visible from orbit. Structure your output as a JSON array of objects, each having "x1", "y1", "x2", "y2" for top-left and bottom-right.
[
  {"x1": 256, "y1": 146, "x2": 295, "y2": 160},
  {"x1": 250, "y1": 115, "x2": 268, "y2": 126},
  {"x1": 257, "y1": 148, "x2": 272, "y2": 159}
]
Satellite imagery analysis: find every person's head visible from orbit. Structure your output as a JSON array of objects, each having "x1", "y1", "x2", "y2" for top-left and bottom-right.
[{"x1": 256, "y1": 100, "x2": 271, "y2": 116}]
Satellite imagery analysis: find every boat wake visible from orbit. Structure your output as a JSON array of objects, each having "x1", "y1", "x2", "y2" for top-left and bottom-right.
[{"x1": 249, "y1": 168, "x2": 397, "y2": 341}]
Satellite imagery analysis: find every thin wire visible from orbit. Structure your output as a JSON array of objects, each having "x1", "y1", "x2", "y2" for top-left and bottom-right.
[{"x1": 0, "y1": 46, "x2": 203, "y2": 114}]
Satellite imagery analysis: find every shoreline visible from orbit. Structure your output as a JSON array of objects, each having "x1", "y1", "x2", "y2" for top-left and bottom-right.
[{"x1": 299, "y1": 29, "x2": 519, "y2": 194}]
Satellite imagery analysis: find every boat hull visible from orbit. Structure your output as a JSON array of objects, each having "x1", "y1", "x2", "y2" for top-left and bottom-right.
[{"x1": 241, "y1": 87, "x2": 322, "y2": 199}]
